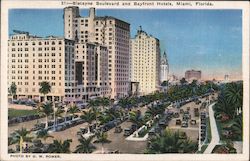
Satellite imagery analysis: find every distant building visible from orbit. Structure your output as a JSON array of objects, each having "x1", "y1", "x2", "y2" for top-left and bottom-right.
[
  {"x1": 185, "y1": 70, "x2": 201, "y2": 81},
  {"x1": 160, "y1": 51, "x2": 169, "y2": 83},
  {"x1": 224, "y1": 74, "x2": 229, "y2": 81},
  {"x1": 130, "y1": 26, "x2": 161, "y2": 95}
]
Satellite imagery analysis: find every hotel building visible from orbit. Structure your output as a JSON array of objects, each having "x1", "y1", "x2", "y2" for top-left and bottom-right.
[
  {"x1": 7, "y1": 32, "x2": 76, "y2": 102},
  {"x1": 130, "y1": 27, "x2": 161, "y2": 95},
  {"x1": 185, "y1": 69, "x2": 202, "y2": 81},
  {"x1": 64, "y1": 7, "x2": 130, "y2": 99},
  {"x1": 8, "y1": 7, "x2": 131, "y2": 102}
]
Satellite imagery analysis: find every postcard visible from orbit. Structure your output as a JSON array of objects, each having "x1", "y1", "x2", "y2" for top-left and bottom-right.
[{"x1": 0, "y1": 0, "x2": 249, "y2": 161}]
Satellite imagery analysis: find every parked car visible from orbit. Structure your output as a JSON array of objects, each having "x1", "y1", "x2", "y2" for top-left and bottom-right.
[
  {"x1": 181, "y1": 121, "x2": 188, "y2": 128},
  {"x1": 114, "y1": 126, "x2": 122, "y2": 133},
  {"x1": 124, "y1": 128, "x2": 133, "y2": 136},
  {"x1": 190, "y1": 119, "x2": 197, "y2": 125},
  {"x1": 176, "y1": 119, "x2": 182, "y2": 125}
]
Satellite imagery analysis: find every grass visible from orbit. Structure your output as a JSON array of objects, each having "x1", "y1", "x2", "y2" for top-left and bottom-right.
[
  {"x1": 8, "y1": 108, "x2": 38, "y2": 119},
  {"x1": 196, "y1": 144, "x2": 208, "y2": 153},
  {"x1": 205, "y1": 117, "x2": 211, "y2": 144}
]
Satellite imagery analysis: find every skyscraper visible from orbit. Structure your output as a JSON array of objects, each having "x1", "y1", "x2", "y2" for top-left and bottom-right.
[
  {"x1": 130, "y1": 26, "x2": 161, "y2": 95},
  {"x1": 160, "y1": 51, "x2": 169, "y2": 83},
  {"x1": 64, "y1": 7, "x2": 130, "y2": 99}
]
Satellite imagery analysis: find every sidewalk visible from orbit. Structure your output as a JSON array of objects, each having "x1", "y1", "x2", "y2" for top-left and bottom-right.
[{"x1": 204, "y1": 102, "x2": 220, "y2": 153}]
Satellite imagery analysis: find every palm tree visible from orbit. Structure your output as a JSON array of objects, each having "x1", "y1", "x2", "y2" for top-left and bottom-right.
[
  {"x1": 225, "y1": 82, "x2": 243, "y2": 117},
  {"x1": 214, "y1": 94, "x2": 233, "y2": 118},
  {"x1": 48, "y1": 139, "x2": 72, "y2": 153},
  {"x1": 54, "y1": 107, "x2": 64, "y2": 128},
  {"x1": 9, "y1": 82, "x2": 17, "y2": 102},
  {"x1": 9, "y1": 127, "x2": 33, "y2": 153},
  {"x1": 146, "y1": 129, "x2": 197, "y2": 153},
  {"x1": 80, "y1": 110, "x2": 95, "y2": 134},
  {"x1": 75, "y1": 135, "x2": 96, "y2": 153},
  {"x1": 118, "y1": 98, "x2": 129, "y2": 109},
  {"x1": 91, "y1": 107, "x2": 101, "y2": 126},
  {"x1": 99, "y1": 97, "x2": 111, "y2": 111},
  {"x1": 67, "y1": 105, "x2": 80, "y2": 118},
  {"x1": 36, "y1": 129, "x2": 54, "y2": 143},
  {"x1": 37, "y1": 102, "x2": 53, "y2": 129},
  {"x1": 94, "y1": 131, "x2": 111, "y2": 154},
  {"x1": 231, "y1": 115, "x2": 243, "y2": 140},
  {"x1": 39, "y1": 81, "x2": 51, "y2": 102},
  {"x1": 129, "y1": 110, "x2": 143, "y2": 137},
  {"x1": 181, "y1": 138, "x2": 198, "y2": 153},
  {"x1": 180, "y1": 78, "x2": 187, "y2": 86}
]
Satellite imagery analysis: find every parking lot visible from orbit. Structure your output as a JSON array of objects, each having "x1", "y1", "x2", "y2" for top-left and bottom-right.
[{"x1": 94, "y1": 120, "x2": 147, "y2": 154}]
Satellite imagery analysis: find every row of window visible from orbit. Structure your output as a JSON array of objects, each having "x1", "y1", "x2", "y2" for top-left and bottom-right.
[{"x1": 10, "y1": 41, "x2": 62, "y2": 46}]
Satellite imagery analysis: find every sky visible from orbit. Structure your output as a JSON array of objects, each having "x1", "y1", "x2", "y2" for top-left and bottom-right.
[{"x1": 9, "y1": 9, "x2": 242, "y2": 80}]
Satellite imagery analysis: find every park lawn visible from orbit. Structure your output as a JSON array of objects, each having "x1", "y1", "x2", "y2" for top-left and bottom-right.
[
  {"x1": 205, "y1": 117, "x2": 212, "y2": 143},
  {"x1": 8, "y1": 108, "x2": 38, "y2": 119},
  {"x1": 196, "y1": 144, "x2": 208, "y2": 153}
]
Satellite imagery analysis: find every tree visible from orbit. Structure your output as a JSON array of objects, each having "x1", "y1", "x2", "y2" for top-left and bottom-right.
[
  {"x1": 80, "y1": 110, "x2": 95, "y2": 134},
  {"x1": 39, "y1": 81, "x2": 51, "y2": 102},
  {"x1": 94, "y1": 131, "x2": 111, "y2": 154},
  {"x1": 224, "y1": 82, "x2": 243, "y2": 114},
  {"x1": 37, "y1": 102, "x2": 53, "y2": 129},
  {"x1": 48, "y1": 139, "x2": 72, "y2": 153},
  {"x1": 231, "y1": 115, "x2": 243, "y2": 140},
  {"x1": 214, "y1": 94, "x2": 233, "y2": 118},
  {"x1": 75, "y1": 135, "x2": 96, "y2": 153},
  {"x1": 36, "y1": 129, "x2": 54, "y2": 143},
  {"x1": 161, "y1": 80, "x2": 169, "y2": 87},
  {"x1": 9, "y1": 82, "x2": 17, "y2": 102},
  {"x1": 10, "y1": 127, "x2": 33, "y2": 153},
  {"x1": 180, "y1": 78, "x2": 187, "y2": 86},
  {"x1": 129, "y1": 110, "x2": 143, "y2": 137},
  {"x1": 99, "y1": 97, "x2": 111, "y2": 111},
  {"x1": 54, "y1": 107, "x2": 64, "y2": 128},
  {"x1": 67, "y1": 105, "x2": 79, "y2": 116},
  {"x1": 146, "y1": 129, "x2": 197, "y2": 153}
]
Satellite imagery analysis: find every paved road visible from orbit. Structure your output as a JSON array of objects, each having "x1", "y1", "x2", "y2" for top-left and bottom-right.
[{"x1": 204, "y1": 102, "x2": 220, "y2": 154}]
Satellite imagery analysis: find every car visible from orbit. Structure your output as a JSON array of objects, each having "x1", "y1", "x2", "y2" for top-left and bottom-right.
[
  {"x1": 176, "y1": 119, "x2": 181, "y2": 125},
  {"x1": 158, "y1": 120, "x2": 168, "y2": 127},
  {"x1": 190, "y1": 119, "x2": 197, "y2": 125},
  {"x1": 181, "y1": 121, "x2": 188, "y2": 128},
  {"x1": 173, "y1": 112, "x2": 179, "y2": 118},
  {"x1": 124, "y1": 128, "x2": 133, "y2": 136},
  {"x1": 148, "y1": 128, "x2": 156, "y2": 138},
  {"x1": 114, "y1": 126, "x2": 122, "y2": 133}
]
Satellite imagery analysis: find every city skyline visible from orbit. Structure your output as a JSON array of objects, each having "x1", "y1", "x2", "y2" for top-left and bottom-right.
[{"x1": 9, "y1": 9, "x2": 242, "y2": 80}]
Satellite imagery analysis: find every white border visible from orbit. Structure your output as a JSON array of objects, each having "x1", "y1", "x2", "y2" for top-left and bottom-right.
[{"x1": 1, "y1": 1, "x2": 249, "y2": 161}]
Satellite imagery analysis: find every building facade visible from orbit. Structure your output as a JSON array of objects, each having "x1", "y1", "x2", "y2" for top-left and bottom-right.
[
  {"x1": 8, "y1": 32, "x2": 76, "y2": 102},
  {"x1": 130, "y1": 27, "x2": 161, "y2": 95},
  {"x1": 185, "y1": 70, "x2": 202, "y2": 81},
  {"x1": 64, "y1": 7, "x2": 130, "y2": 99},
  {"x1": 74, "y1": 43, "x2": 110, "y2": 100},
  {"x1": 160, "y1": 51, "x2": 169, "y2": 83}
]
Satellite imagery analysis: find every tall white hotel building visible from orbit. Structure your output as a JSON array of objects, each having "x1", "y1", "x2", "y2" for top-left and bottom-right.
[
  {"x1": 7, "y1": 7, "x2": 130, "y2": 102},
  {"x1": 130, "y1": 27, "x2": 161, "y2": 95},
  {"x1": 64, "y1": 7, "x2": 130, "y2": 99}
]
